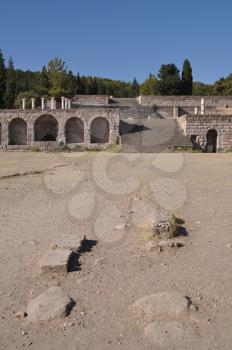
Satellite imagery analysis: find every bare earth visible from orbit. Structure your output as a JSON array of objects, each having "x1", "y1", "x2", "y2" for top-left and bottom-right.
[{"x1": 0, "y1": 151, "x2": 232, "y2": 349}]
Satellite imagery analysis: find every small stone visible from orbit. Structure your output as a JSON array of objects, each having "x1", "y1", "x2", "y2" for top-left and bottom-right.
[
  {"x1": 26, "y1": 286, "x2": 75, "y2": 323},
  {"x1": 147, "y1": 240, "x2": 184, "y2": 252},
  {"x1": 16, "y1": 311, "x2": 27, "y2": 320},
  {"x1": 226, "y1": 244, "x2": 232, "y2": 248},
  {"x1": 53, "y1": 234, "x2": 86, "y2": 252},
  {"x1": 39, "y1": 248, "x2": 74, "y2": 273},
  {"x1": 151, "y1": 212, "x2": 177, "y2": 240}
]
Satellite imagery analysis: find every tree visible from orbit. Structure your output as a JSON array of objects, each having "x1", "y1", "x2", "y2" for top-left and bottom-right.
[
  {"x1": 47, "y1": 58, "x2": 68, "y2": 98},
  {"x1": 4, "y1": 56, "x2": 16, "y2": 108},
  {"x1": 140, "y1": 74, "x2": 159, "y2": 95},
  {"x1": 182, "y1": 59, "x2": 193, "y2": 95},
  {"x1": 157, "y1": 64, "x2": 183, "y2": 95},
  {"x1": 0, "y1": 49, "x2": 6, "y2": 108},
  {"x1": 130, "y1": 78, "x2": 140, "y2": 97}
]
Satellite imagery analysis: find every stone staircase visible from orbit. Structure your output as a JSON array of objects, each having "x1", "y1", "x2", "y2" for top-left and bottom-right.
[
  {"x1": 111, "y1": 97, "x2": 192, "y2": 152},
  {"x1": 120, "y1": 118, "x2": 192, "y2": 153}
]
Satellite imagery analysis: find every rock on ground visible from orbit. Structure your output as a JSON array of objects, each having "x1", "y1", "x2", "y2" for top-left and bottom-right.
[
  {"x1": 151, "y1": 212, "x2": 176, "y2": 240},
  {"x1": 144, "y1": 320, "x2": 197, "y2": 349},
  {"x1": 39, "y1": 248, "x2": 74, "y2": 273},
  {"x1": 147, "y1": 239, "x2": 184, "y2": 252},
  {"x1": 133, "y1": 291, "x2": 190, "y2": 321},
  {"x1": 26, "y1": 286, "x2": 75, "y2": 323},
  {"x1": 53, "y1": 234, "x2": 86, "y2": 252}
]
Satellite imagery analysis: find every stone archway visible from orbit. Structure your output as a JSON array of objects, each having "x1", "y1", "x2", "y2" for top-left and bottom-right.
[
  {"x1": 34, "y1": 115, "x2": 58, "y2": 141},
  {"x1": 90, "y1": 117, "x2": 110, "y2": 144},
  {"x1": 206, "y1": 129, "x2": 217, "y2": 153},
  {"x1": 65, "y1": 117, "x2": 84, "y2": 143},
  {"x1": 8, "y1": 118, "x2": 27, "y2": 145}
]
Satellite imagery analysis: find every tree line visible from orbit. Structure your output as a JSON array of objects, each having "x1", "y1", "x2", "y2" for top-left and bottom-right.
[{"x1": 0, "y1": 49, "x2": 231, "y2": 109}]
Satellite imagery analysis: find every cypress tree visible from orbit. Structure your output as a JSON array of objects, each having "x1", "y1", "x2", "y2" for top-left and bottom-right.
[
  {"x1": 5, "y1": 56, "x2": 16, "y2": 108},
  {"x1": 182, "y1": 59, "x2": 193, "y2": 95},
  {"x1": 0, "y1": 49, "x2": 6, "y2": 108}
]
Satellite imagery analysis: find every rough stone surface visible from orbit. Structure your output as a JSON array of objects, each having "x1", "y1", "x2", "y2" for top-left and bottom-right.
[
  {"x1": 39, "y1": 248, "x2": 74, "y2": 273},
  {"x1": 133, "y1": 292, "x2": 190, "y2": 320},
  {"x1": 0, "y1": 107, "x2": 120, "y2": 150},
  {"x1": 151, "y1": 212, "x2": 176, "y2": 240},
  {"x1": 147, "y1": 239, "x2": 184, "y2": 252},
  {"x1": 53, "y1": 234, "x2": 86, "y2": 252},
  {"x1": 144, "y1": 321, "x2": 197, "y2": 349},
  {"x1": 27, "y1": 286, "x2": 74, "y2": 323}
]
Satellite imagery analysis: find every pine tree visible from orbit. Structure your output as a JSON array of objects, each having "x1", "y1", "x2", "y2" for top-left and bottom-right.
[
  {"x1": 0, "y1": 49, "x2": 6, "y2": 108},
  {"x1": 4, "y1": 56, "x2": 16, "y2": 108},
  {"x1": 158, "y1": 64, "x2": 183, "y2": 95},
  {"x1": 130, "y1": 78, "x2": 140, "y2": 97},
  {"x1": 182, "y1": 59, "x2": 193, "y2": 95}
]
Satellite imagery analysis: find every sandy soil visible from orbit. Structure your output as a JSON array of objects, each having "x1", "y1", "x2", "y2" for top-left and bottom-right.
[{"x1": 0, "y1": 151, "x2": 232, "y2": 349}]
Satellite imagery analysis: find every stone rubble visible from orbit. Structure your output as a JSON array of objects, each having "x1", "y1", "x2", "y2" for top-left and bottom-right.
[
  {"x1": 39, "y1": 234, "x2": 86, "y2": 273},
  {"x1": 26, "y1": 286, "x2": 75, "y2": 323}
]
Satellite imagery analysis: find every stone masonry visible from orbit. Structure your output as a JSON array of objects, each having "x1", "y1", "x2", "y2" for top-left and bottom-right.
[{"x1": 0, "y1": 106, "x2": 120, "y2": 150}]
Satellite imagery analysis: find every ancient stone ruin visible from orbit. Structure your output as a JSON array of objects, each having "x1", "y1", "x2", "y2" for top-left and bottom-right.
[{"x1": 1, "y1": 94, "x2": 232, "y2": 151}]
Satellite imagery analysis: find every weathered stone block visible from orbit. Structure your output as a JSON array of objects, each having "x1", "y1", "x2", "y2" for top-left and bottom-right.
[
  {"x1": 39, "y1": 248, "x2": 74, "y2": 273},
  {"x1": 27, "y1": 286, "x2": 74, "y2": 323},
  {"x1": 53, "y1": 234, "x2": 86, "y2": 252}
]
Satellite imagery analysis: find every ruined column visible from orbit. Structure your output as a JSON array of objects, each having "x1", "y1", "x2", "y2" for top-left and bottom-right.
[
  {"x1": 61, "y1": 97, "x2": 65, "y2": 110},
  {"x1": 173, "y1": 106, "x2": 179, "y2": 118},
  {"x1": 194, "y1": 107, "x2": 198, "y2": 115},
  {"x1": 201, "y1": 98, "x2": 205, "y2": 115},
  {"x1": 22, "y1": 98, "x2": 26, "y2": 110},
  {"x1": 31, "y1": 98, "x2": 35, "y2": 110},
  {"x1": 68, "y1": 100, "x2": 71, "y2": 109},
  {"x1": 41, "y1": 97, "x2": 45, "y2": 110},
  {"x1": 65, "y1": 98, "x2": 68, "y2": 109},
  {"x1": 51, "y1": 97, "x2": 55, "y2": 110}
]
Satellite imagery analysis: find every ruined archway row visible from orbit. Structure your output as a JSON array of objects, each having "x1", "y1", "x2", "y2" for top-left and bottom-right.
[{"x1": 0, "y1": 113, "x2": 117, "y2": 148}]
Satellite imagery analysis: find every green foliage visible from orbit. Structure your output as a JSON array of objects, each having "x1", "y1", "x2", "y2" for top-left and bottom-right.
[
  {"x1": 0, "y1": 49, "x2": 6, "y2": 108},
  {"x1": 192, "y1": 82, "x2": 214, "y2": 95},
  {"x1": 2, "y1": 48, "x2": 232, "y2": 109},
  {"x1": 4, "y1": 57, "x2": 16, "y2": 108},
  {"x1": 157, "y1": 64, "x2": 183, "y2": 95},
  {"x1": 182, "y1": 59, "x2": 193, "y2": 95},
  {"x1": 140, "y1": 74, "x2": 159, "y2": 95},
  {"x1": 213, "y1": 74, "x2": 232, "y2": 95}
]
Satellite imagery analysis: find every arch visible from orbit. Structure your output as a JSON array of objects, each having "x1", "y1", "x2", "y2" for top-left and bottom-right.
[
  {"x1": 8, "y1": 118, "x2": 27, "y2": 145},
  {"x1": 65, "y1": 117, "x2": 84, "y2": 143},
  {"x1": 34, "y1": 115, "x2": 58, "y2": 141},
  {"x1": 0, "y1": 122, "x2": 2, "y2": 145},
  {"x1": 90, "y1": 117, "x2": 110, "y2": 144},
  {"x1": 206, "y1": 129, "x2": 217, "y2": 153}
]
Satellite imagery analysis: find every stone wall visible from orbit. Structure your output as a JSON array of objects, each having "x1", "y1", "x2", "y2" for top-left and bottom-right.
[
  {"x1": 177, "y1": 114, "x2": 232, "y2": 151},
  {"x1": 138, "y1": 96, "x2": 232, "y2": 108},
  {"x1": 0, "y1": 107, "x2": 119, "y2": 150},
  {"x1": 72, "y1": 95, "x2": 109, "y2": 106}
]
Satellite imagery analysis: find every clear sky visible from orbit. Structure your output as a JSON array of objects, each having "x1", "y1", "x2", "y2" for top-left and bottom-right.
[{"x1": 0, "y1": 0, "x2": 231, "y2": 83}]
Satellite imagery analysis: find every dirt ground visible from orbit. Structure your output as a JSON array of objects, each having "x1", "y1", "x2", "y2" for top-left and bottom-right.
[{"x1": 0, "y1": 151, "x2": 232, "y2": 350}]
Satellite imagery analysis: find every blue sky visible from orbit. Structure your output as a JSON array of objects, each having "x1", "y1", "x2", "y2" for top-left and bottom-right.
[{"x1": 0, "y1": 0, "x2": 231, "y2": 83}]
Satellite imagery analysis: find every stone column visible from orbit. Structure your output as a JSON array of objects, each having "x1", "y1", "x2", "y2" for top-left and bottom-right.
[
  {"x1": 22, "y1": 99, "x2": 26, "y2": 110},
  {"x1": 41, "y1": 97, "x2": 45, "y2": 110},
  {"x1": 65, "y1": 98, "x2": 68, "y2": 109},
  {"x1": 51, "y1": 97, "x2": 55, "y2": 110},
  {"x1": 31, "y1": 98, "x2": 35, "y2": 110},
  {"x1": 194, "y1": 107, "x2": 198, "y2": 115},
  {"x1": 201, "y1": 98, "x2": 205, "y2": 115},
  {"x1": 61, "y1": 97, "x2": 65, "y2": 110},
  {"x1": 173, "y1": 106, "x2": 179, "y2": 118},
  {"x1": 68, "y1": 100, "x2": 71, "y2": 109}
]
